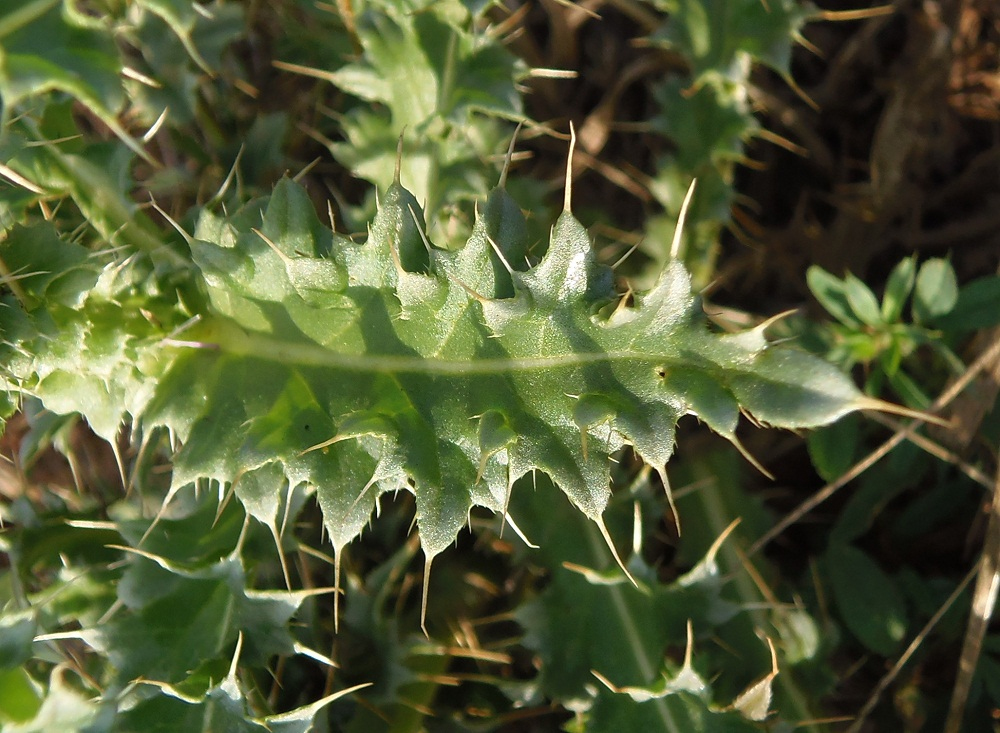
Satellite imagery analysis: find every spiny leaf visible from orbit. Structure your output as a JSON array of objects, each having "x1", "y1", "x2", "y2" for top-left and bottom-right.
[
  {"x1": 0, "y1": 1, "x2": 127, "y2": 137},
  {"x1": 7, "y1": 162, "x2": 869, "y2": 622},
  {"x1": 1, "y1": 222, "x2": 182, "y2": 441},
  {"x1": 324, "y1": 0, "x2": 525, "y2": 214},
  {"x1": 652, "y1": 0, "x2": 809, "y2": 83}
]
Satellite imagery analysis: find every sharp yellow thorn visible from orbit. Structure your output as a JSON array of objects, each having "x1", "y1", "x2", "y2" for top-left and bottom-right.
[
  {"x1": 758, "y1": 125, "x2": 807, "y2": 155},
  {"x1": 632, "y1": 501, "x2": 642, "y2": 557},
  {"x1": 731, "y1": 435, "x2": 775, "y2": 480},
  {"x1": 499, "y1": 474, "x2": 513, "y2": 537},
  {"x1": 611, "y1": 241, "x2": 641, "y2": 270},
  {"x1": 139, "y1": 482, "x2": 182, "y2": 545},
  {"x1": 449, "y1": 273, "x2": 492, "y2": 304},
  {"x1": 272, "y1": 59, "x2": 339, "y2": 83},
  {"x1": 504, "y1": 512, "x2": 538, "y2": 548},
  {"x1": 708, "y1": 517, "x2": 742, "y2": 564},
  {"x1": 150, "y1": 198, "x2": 194, "y2": 246},
  {"x1": 527, "y1": 67, "x2": 579, "y2": 78},
  {"x1": 333, "y1": 546, "x2": 342, "y2": 633},
  {"x1": 858, "y1": 396, "x2": 951, "y2": 427},
  {"x1": 0, "y1": 164, "x2": 46, "y2": 195},
  {"x1": 684, "y1": 619, "x2": 695, "y2": 668},
  {"x1": 758, "y1": 308, "x2": 799, "y2": 331},
  {"x1": 794, "y1": 32, "x2": 825, "y2": 59},
  {"x1": 293, "y1": 156, "x2": 322, "y2": 183},
  {"x1": 656, "y1": 466, "x2": 682, "y2": 536},
  {"x1": 549, "y1": 0, "x2": 601, "y2": 19},
  {"x1": 235, "y1": 514, "x2": 251, "y2": 556},
  {"x1": 253, "y1": 228, "x2": 292, "y2": 264},
  {"x1": 595, "y1": 516, "x2": 638, "y2": 587},
  {"x1": 611, "y1": 286, "x2": 634, "y2": 318},
  {"x1": 592, "y1": 669, "x2": 618, "y2": 692},
  {"x1": 387, "y1": 236, "x2": 406, "y2": 276},
  {"x1": 485, "y1": 234, "x2": 515, "y2": 274},
  {"x1": 211, "y1": 145, "x2": 244, "y2": 203},
  {"x1": 670, "y1": 178, "x2": 697, "y2": 261},
  {"x1": 122, "y1": 66, "x2": 162, "y2": 88},
  {"x1": 564, "y1": 122, "x2": 576, "y2": 214},
  {"x1": 141, "y1": 107, "x2": 169, "y2": 142},
  {"x1": 785, "y1": 75, "x2": 820, "y2": 112},
  {"x1": 299, "y1": 434, "x2": 348, "y2": 456},
  {"x1": 272, "y1": 522, "x2": 292, "y2": 591},
  {"x1": 406, "y1": 204, "x2": 433, "y2": 258},
  {"x1": 110, "y1": 436, "x2": 128, "y2": 497},
  {"x1": 348, "y1": 471, "x2": 379, "y2": 512},
  {"x1": 105, "y1": 543, "x2": 168, "y2": 565},
  {"x1": 421, "y1": 555, "x2": 433, "y2": 638}
]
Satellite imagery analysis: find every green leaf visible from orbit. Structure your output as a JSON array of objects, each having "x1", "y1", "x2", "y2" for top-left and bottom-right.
[
  {"x1": 326, "y1": 1, "x2": 524, "y2": 212},
  {"x1": 881, "y1": 256, "x2": 916, "y2": 322},
  {"x1": 806, "y1": 412, "x2": 861, "y2": 483},
  {"x1": 829, "y1": 442, "x2": 923, "y2": 544},
  {"x1": 9, "y1": 172, "x2": 866, "y2": 599},
  {"x1": 128, "y1": 1, "x2": 245, "y2": 125},
  {"x1": 885, "y1": 367, "x2": 932, "y2": 410},
  {"x1": 0, "y1": 0, "x2": 150, "y2": 159},
  {"x1": 0, "y1": 2, "x2": 121, "y2": 119},
  {"x1": 2, "y1": 667, "x2": 100, "y2": 732},
  {"x1": 109, "y1": 640, "x2": 298, "y2": 733},
  {"x1": 806, "y1": 266, "x2": 860, "y2": 327},
  {"x1": 652, "y1": 0, "x2": 809, "y2": 82},
  {"x1": 588, "y1": 690, "x2": 761, "y2": 733},
  {"x1": 331, "y1": 2, "x2": 523, "y2": 127},
  {"x1": 650, "y1": 78, "x2": 758, "y2": 173},
  {"x1": 912, "y1": 257, "x2": 958, "y2": 324},
  {"x1": 112, "y1": 689, "x2": 268, "y2": 733},
  {"x1": 0, "y1": 666, "x2": 42, "y2": 723},
  {"x1": 0, "y1": 217, "x2": 190, "y2": 442},
  {"x1": 844, "y1": 273, "x2": 883, "y2": 327},
  {"x1": 933, "y1": 275, "x2": 1000, "y2": 331},
  {"x1": 135, "y1": 0, "x2": 237, "y2": 73},
  {"x1": 825, "y1": 542, "x2": 908, "y2": 656},
  {"x1": 1, "y1": 128, "x2": 171, "y2": 259},
  {"x1": 0, "y1": 223, "x2": 92, "y2": 308},
  {"x1": 512, "y1": 475, "x2": 746, "y2": 728},
  {"x1": 0, "y1": 610, "x2": 36, "y2": 670},
  {"x1": 93, "y1": 554, "x2": 309, "y2": 683},
  {"x1": 264, "y1": 687, "x2": 372, "y2": 733},
  {"x1": 645, "y1": 78, "x2": 757, "y2": 276}
]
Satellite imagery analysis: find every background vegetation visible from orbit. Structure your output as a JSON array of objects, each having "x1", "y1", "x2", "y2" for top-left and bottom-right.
[{"x1": 1, "y1": 0, "x2": 999, "y2": 731}]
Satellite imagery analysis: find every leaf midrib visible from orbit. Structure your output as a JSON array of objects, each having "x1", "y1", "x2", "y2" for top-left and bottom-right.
[{"x1": 191, "y1": 318, "x2": 679, "y2": 376}]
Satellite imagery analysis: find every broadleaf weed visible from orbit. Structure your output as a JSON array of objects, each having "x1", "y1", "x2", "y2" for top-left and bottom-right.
[{"x1": 1, "y1": 2, "x2": 996, "y2": 731}]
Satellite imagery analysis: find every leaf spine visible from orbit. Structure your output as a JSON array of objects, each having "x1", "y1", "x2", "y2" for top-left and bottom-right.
[
  {"x1": 595, "y1": 515, "x2": 638, "y2": 588},
  {"x1": 406, "y1": 203, "x2": 434, "y2": 265},
  {"x1": 486, "y1": 234, "x2": 515, "y2": 275},
  {"x1": 669, "y1": 178, "x2": 697, "y2": 261},
  {"x1": 564, "y1": 122, "x2": 576, "y2": 214},
  {"x1": 498, "y1": 121, "x2": 522, "y2": 188}
]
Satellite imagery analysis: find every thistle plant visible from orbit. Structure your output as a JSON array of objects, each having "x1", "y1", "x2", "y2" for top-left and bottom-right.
[{"x1": 2, "y1": 2, "x2": 989, "y2": 731}]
